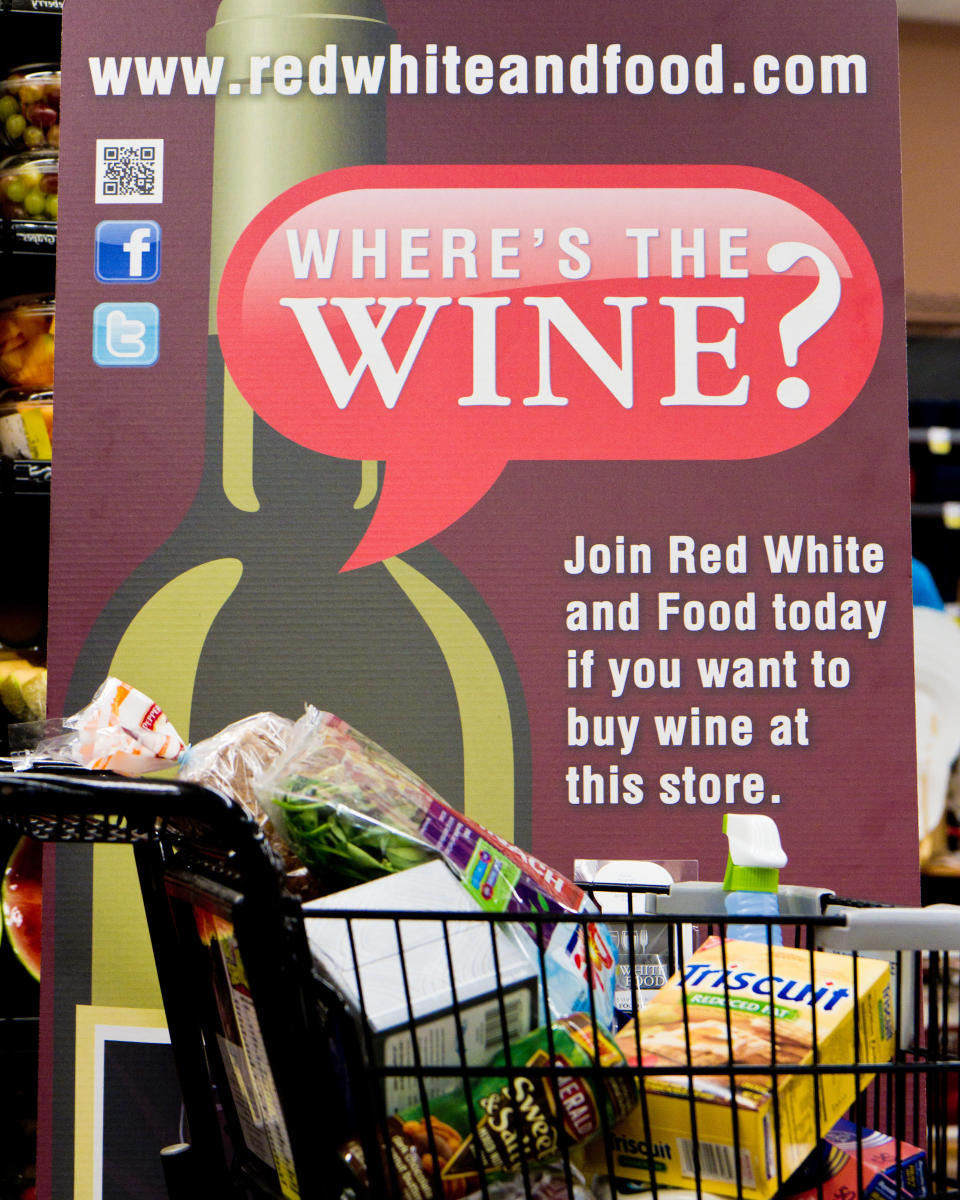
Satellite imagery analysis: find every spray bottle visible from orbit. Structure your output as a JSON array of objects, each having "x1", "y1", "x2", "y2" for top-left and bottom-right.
[{"x1": 722, "y1": 813, "x2": 787, "y2": 944}]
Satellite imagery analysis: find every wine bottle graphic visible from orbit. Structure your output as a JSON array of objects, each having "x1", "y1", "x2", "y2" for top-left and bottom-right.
[{"x1": 66, "y1": 0, "x2": 531, "y2": 830}]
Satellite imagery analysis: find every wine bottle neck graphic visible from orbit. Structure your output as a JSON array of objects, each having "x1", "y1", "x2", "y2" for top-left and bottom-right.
[
  {"x1": 205, "y1": 0, "x2": 394, "y2": 513},
  {"x1": 71, "y1": 0, "x2": 528, "y2": 839}
]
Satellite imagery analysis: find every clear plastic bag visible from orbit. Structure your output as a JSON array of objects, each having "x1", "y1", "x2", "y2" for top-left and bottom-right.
[
  {"x1": 257, "y1": 708, "x2": 618, "y2": 1028},
  {"x1": 177, "y1": 710, "x2": 322, "y2": 897},
  {"x1": 8, "y1": 678, "x2": 318, "y2": 895},
  {"x1": 9, "y1": 677, "x2": 186, "y2": 775}
]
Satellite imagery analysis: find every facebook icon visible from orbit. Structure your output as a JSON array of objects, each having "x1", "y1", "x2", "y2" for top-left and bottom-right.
[{"x1": 94, "y1": 220, "x2": 161, "y2": 283}]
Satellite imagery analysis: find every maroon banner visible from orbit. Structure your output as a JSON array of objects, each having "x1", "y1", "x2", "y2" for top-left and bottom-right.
[{"x1": 41, "y1": 2, "x2": 917, "y2": 1196}]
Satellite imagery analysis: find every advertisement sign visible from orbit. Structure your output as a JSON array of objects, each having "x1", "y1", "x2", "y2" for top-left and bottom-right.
[{"x1": 44, "y1": 1, "x2": 916, "y2": 1194}]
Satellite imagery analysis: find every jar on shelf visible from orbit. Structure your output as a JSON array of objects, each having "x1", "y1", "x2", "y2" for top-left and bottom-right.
[
  {"x1": 0, "y1": 295, "x2": 54, "y2": 393},
  {"x1": 0, "y1": 388, "x2": 53, "y2": 460},
  {"x1": 0, "y1": 65, "x2": 60, "y2": 153},
  {"x1": 0, "y1": 150, "x2": 58, "y2": 224}
]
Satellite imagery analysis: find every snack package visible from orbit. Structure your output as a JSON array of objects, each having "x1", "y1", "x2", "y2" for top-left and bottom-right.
[
  {"x1": 257, "y1": 707, "x2": 618, "y2": 1028},
  {"x1": 11, "y1": 676, "x2": 186, "y2": 775},
  {"x1": 585, "y1": 937, "x2": 895, "y2": 1200},
  {"x1": 341, "y1": 1013, "x2": 636, "y2": 1200}
]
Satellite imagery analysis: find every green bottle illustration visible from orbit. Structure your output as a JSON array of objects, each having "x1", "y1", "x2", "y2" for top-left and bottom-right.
[{"x1": 67, "y1": 0, "x2": 531, "y2": 834}]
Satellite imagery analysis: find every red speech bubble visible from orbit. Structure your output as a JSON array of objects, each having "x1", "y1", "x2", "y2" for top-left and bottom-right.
[{"x1": 218, "y1": 164, "x2": 883, "y2": 571}]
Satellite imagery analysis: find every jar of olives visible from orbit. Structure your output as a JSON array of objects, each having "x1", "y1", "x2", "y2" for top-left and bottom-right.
[
  {"x1": 0, "y1": 152, "x2": 58, "y2": 224},
  {"x1": 0, "y1": 65, "x2": 61, "y2": 153}
]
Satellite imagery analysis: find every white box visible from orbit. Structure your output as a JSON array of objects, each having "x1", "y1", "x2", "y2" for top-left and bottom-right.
[{"x1": 303, "y1": 861, "x2": 539, "y2": 1112}]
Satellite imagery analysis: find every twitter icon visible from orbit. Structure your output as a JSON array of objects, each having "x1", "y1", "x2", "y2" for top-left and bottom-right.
[{"x1": 93, "y1": 302, "x2": 159, "y2": 366}]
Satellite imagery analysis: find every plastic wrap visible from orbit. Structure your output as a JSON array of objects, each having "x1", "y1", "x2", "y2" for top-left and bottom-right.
[
  {"x1": 8, "y1": 678, "x2": 316, "y2": 894},
  {"x1": 178, "y1": 711, "x2": 322, "y2": 897},
  {"x1": 10, "y1": 677, "x2": 186, "y2": 775},
  {"x1": 257, "y1": 708, "x2": 618, "y2": 1027},
  {"x1": 12, "y1": 683, "x2": 617, "y2": 1019}
]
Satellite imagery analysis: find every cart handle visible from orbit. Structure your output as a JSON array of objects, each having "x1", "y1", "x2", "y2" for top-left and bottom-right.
[
  {"x1": 0, "y1": 767, "x2": 247, "y2": 832},
  {"x1": 819, "y1": 903, "x2": 960, "y2": 951},
  {"x1": 0, "y1": 768, "x2": 286, "y2": 884}
]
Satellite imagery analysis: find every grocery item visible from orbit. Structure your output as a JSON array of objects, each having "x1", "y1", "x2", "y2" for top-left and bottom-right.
[
  {"x1": 575, "y1": 860, "x2": 675, "y2": 1026},
  {"x1": 592, "y1": 1184, "x2": 726, "y2": 1200},
  {"x1": 261, "y1": 714, "x2": 439, "y2": 885},
  {"x1": 342, "y1": 1013, "x2": 636, "y2": 1200},
  {"x1": 464, "y1": 1164, "x2": 596, "y2": 1200},
  {"x1": 783, "y1": 1119, "x2": 928, "y2": 1200},
  {"x1": 0, "y1": 66, "x2": 60, "y2": 152},
  {"x1": 587, "y1": 936, "x2": 894, "y2": 1200},
  {"x1": 0, "y1": 390, "x2": 52, "y2": 460},
  {"x1": 0, "y1": 296, "x2": 55, "y2": 392},
  {"x1": 257, "y1": 708, "x2": 618, "y2": 1028},
  {"x1": 305, "y1": 860, "x2": 539, "y2": 1114},
  {"x1": 8, "y1": 682, "x2": 314, "y2": 894},
  {"x1": 0, "y1": 152, "x2": 58, "y2": 223},
  {"x1": 11, "y1": 676, "x2": 186, "y2": 775},
  {"x1": 0, "y1": 655, "x2": 46, "y2": 721},
  {"x1": 721, "y1": 814, "x2": 786, "y2": 944},
  {"x1": 2, "y1": 836, "x2": 42, "y2": 981},
  {"x1": 176, "y1": 709, "x2": 317, "y2": 894}
]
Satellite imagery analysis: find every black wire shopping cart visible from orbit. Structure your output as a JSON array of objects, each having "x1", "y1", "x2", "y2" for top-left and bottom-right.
[{"x1": 0, "y1": 766, "x2": 957, "y2": 1200}]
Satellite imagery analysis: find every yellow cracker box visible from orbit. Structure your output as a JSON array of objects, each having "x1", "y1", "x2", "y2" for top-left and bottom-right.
[{"x1": 587, "y1": 937, "x2": 894, "y2": 1200}]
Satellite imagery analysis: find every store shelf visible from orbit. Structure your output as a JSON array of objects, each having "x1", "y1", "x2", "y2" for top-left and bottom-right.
[
  {"x1": 6, "y1": 0, "x2": 62, "y2": 12},
  {"x1": 0, "y1": 8, "x2": 57, "y2": 1183},
  {"x1": 908, "y1": 334, "x2": 960, "y2": 603},
  {"x1": 2, "y1": 221, "x2": 56, "y2": 256},
  {"x1": 0, "y1": 9, "x2": 61, "y2": 83},
  {"x1": 0, "y1": 457, "x2": 51, "y2": 498}
]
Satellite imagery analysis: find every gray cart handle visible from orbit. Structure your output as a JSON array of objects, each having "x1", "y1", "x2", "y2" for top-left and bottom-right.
[{"x1": 818, "y1": 903, "x2": 960, "y2": 952}]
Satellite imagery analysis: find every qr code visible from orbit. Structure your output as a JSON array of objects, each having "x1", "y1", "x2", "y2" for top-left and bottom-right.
[{"x1": 95, "y1": 138, "x2": 164, "y2": 204}]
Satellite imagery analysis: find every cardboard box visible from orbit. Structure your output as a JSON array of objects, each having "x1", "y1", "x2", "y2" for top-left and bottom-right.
[
  {"x1": 783, "y1": 1118, "x2": 928, "y2": 1200},
  {"x1": 303, "y1": 861, "x2": 539, "y2": 1113},
  {"x1": 587, "y1": 937, "x2": 894, "y2": 1200}
]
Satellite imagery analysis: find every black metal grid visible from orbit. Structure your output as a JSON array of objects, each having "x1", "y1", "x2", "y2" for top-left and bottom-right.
[{"x1": 0, "y1": 767, "x2": 957, "y2": 1200}]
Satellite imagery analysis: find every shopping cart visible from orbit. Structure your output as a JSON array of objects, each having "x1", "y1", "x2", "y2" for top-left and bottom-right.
[{"x1": 0, "y1": 766, "x2": 958, "y2": 1200}]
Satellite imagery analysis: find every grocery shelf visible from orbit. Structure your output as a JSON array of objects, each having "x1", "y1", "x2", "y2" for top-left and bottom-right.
[
  {"x1": 911, "y1": 426, "x2": 960, "y2": 449},
  {"x1": 0, "y1": 67, "x2": 56, "y2": 1200},
  {"x1": 909, "y1": 335, "x2": 960, "y2": 603},
  {"x1": 0, "y1": 456, "x2": 51, "y2": 497},
  {"x1": 3, "y1": 1, "x2": 62, "y2": 20},
  {"x1": 2, "y1": 220, "x2": 56, "y2": 255}
]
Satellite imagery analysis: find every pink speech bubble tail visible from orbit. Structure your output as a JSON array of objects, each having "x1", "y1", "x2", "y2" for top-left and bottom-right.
[{"x1": 340, "y1": 454, "x2": 507, "y2": 572}]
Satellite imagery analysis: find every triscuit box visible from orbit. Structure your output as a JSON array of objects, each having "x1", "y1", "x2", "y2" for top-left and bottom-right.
[
  {"x1": 585, "y1": 936, "x2": 894, "y2": 1200},
  {"x1": 303, "y1": 860, "x2": 539, "y2": 1114}
]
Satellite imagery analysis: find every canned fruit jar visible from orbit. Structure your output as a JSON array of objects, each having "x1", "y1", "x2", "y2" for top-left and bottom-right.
[
  {"x1": 0, "y1": 65, "x2": 61, "y2": 152},
  {"x1": 0, "y1": 297, "x2": 55, "y2": 392},
  {"x1": 0, "y1": 152, "x2": 58, "y2": 223},
  {"x1": 0, "y1": 389, "x2": 53, "y2": 459}
]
